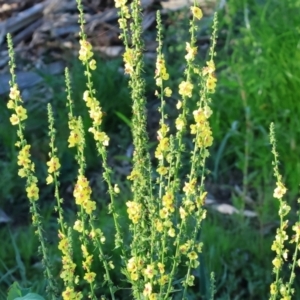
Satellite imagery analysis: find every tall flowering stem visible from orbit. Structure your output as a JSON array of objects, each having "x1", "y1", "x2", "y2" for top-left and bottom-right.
[
  {"x1": 165, "y1": 8, "x2": 217, "y2": 299},
  {"x1": 116, "y1": 0, "x2": 156, "y2": 296},
  {"x1": 47, "y1": 102, "x2": 81, "y2": 299},
  {"x1": 75, "y1": 0, "x2": 124, "y2": 255},
  {"x1": 269, "y1": 123, "x2": 300, "y2": 300},
  {"x1": 6, "y1": 34, "x2": 57, "y2": 299}
]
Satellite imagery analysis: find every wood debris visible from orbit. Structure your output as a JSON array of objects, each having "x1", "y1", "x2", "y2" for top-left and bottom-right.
[{"x1": 0, "y1": 0, "x2": 217, "y2": 94}]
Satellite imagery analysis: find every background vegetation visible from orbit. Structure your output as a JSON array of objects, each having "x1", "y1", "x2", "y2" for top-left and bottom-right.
[{"x1": 1, "y1": 0, "x2": 300, "y2": 298}]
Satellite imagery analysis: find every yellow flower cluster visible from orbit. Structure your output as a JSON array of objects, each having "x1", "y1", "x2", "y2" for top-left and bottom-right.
[
  {"x1": 190, "y1": 107, "x2": 213, "y2": 148},
  {"x1": 68, "y1": 118, "x2": 83, "y2": 148},
  {"x1": 123, "y1": 48, "x2": 135, "y2": 75},
  {"x1": 185, "y1": 42, "x2": 197, "y2": 62},
  {"x1": 88, "y1": 128, "x2": 109, "y2": 146},
  {"x1": 127, "y1": 256, "x2": 144, "y2": 281},
  {"x1": 58, "y1": 232, "x2": 81, "y2": 300},
  {"x1": 155, "y1": 56, "x2": 169, "y2": 86},
  {"x1": 17, "y1": 145, "x2": 32, "y2": 176},
  {"x1": 273, "y1": 182, "x2": 287, "y2": 199},
  {"x1": 46, "y1": 156, "x2": 61, "y2": 184},
  {"x1": 127, "y1": 258, "x2": 169, "y2": 297},
  {"x1": 15, "y1": 144, "x2": 39, "y2": 201},
  {"x1": 203, "y1": 61, "x2": 217, "y2": 93},
  {"x1": 83, "y1": 90, "x2": 109, "y2": 147},
  {"x1": 155, "y1": 121, "x2": 170, "y2": 161},
  {"x1": 79, "y1": 40, "x2": 93, "y2": 63},
  {"x1": 178, "y1": 81, "x2": 193, "y2": 98},
  {"x1": 26, "y1": 182, "x2": 39, "y2": 201},
  {"x1": 7, "y1": 85, "x2": 28, "y2": 126},
  {"x1": 175, "y1": 116, "x2": 185, "y2": 131},
  {"x1": 162, "y1": 191, "x2": 175, "y2": 213},
  {"x1": 83, "y1": 91, "x2": 102, "y2": 126},
  {"x1": 183, "y1": 178, "x2": 197, "y2": 196},
  {"x1": 115, "y1": 0, "x2": 130, "y2": 19},
  {"x1": 127, "y1": 169, "x2": 141, "y2": 181},
  {"x1": 62, "y1": 286, "x2": 82, "y2": 300},
  {"x1": 126, "y1": 201, "x2": 142, "y2": 224},
  {"x1": 143, "y1": 282, "x2": 158, "y2": 299},
  {"x1": 81, "y1": 244, "x2": 96, "y2": 284},
  {"x1": 155, "y1": 137, "x2": 169, "y2": 160},
  {"x1": 73, "y1": 175, "x2": 96, "y2": 215}
]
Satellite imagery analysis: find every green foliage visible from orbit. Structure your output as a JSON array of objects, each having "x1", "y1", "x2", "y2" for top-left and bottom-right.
[
  {"x1": 7, "y1": 282, "x2": 45, "y2": 300},
  {"x1": 211, "y1": 0, "x2": 300, "y2": 196}
]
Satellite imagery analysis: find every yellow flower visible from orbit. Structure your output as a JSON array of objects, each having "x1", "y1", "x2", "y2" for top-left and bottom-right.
[
  {"x1": 109, "y1": 260, "x2": 115, "y2": 269},
  {"x1": 17, "y1": 145, "x2": 31, "y2": 167},
  {"x1": 15, "y1": 105, "x2": 27, "y2": 121},
  {"x1": 143, "y1": 282, "x2": 152, "y2": 297},
  {"x1": 73, "y1": 220, "x2": 84, "y2": 232},
  {"x1": 179, "y1": 81, "x2": 193, "y2": 98},
  {"x1": 131, "y1": 272, "x2": 139, "y2": 281},
  {"x1": 193, "y1": 108, "x2": 206, "y2": 124},
  {"x1": 164, "y1": 87, "x2": 172, "y2": 97},
  {"x1": 9, "y1": 85, "x2": 21, "y2": 100},
  {"x1": 157, "y1": 124, "x2": 169, "y2": 140},
  {"x1": 83, "y1": 200, "x2": 96, "y2": 214},
  {"x1": 185, "y1": 42, "x2": 197, "y2": 61},
  {"x1": 179, "y1": 244, "x2": 188, "y2": 254},
  {"x1": 191, "y1": 6, "x2": 203, "y2": 20},
  {"x1": 188, "y1": 251, "x2": 198, "y2": 260},
  {"x1": 62, "y1": 286, "x2": 79, "y2": 300},
  {"x1": 206, "y1": 74, "x2": 217, "y2": 92},
  {"x1": 157, "y1": 262, "x2": 165, "y2": 274},
  {"x1": 273, "y1": 183, "x2": 287, "y2": 199},
  {"x1": 68, "y1": 129, "x2": 81, "y2": 148},
  {"x1": 89, "y1": 59, "x2": 96, "y2": 70},
  {"x1": 272, "y1": 257, "x2": 281, "y2": 269},
  {"x1": 79, "y1": 40, "x2": 93, "y2": 62},
  {"x1": 127, "y1": 257, "x2": 137, "y2": 272},
  {"x1": 155, "y1": 219, "x2": 163, "y2": 232},
  {"x1": 18, "y1": 168, "x2": 26, "y2": 178},
  {"x1": 186, "y1": 274, "x2": 195, "y2": 286},
  {"x1": 176, "y1": 100, "x2": 182, "y2": 109},
  {"x1": 88, "y1": 128, "x2": 109, "y2": 146},
  {"x1": 203, "y1": 60, "x2": 216, "y2": 76},
  {"x1": 114, "y1": 0, "x2": 127, "y2": 8},
  {"x1": 175, "y1": 117, "x2": 185, "y2": 131},
  {"x1": 46, "y1": 174, "x2": 53, "y2": 185},
  {"x1": 7, "y1": 100, "x2": 15, "y2": 109},
  {"x1": 26, "y1": 182, "x2": 39, "y2": 201},
  {"x1": 126, "y1": 201, "x2": 142, "y2": 224},
  {"x1": 168, "y1": 227, "x2": 175, "y2": 237},
  {"x1": 149, "y1": 294, "x2": 158, "y2": 300},
  {"x1": 158, "y1": 274, "x2": 169, "y2": 286},
  {"x1": 10, "y1": 114, "x2": 20, "y2": 125},
  {"x1": 58, "y1": 236, "x2": 68, "y2": 252},
  {"x1": 144, "y1": 264, "x2": 157, "y2": 279},
  {"x1": 159, "y1": 207, "x2": 169, "y2": 219},
  {"x1": 157, "y1": 166, "x2": 168, "y2": 176},
  {"x1": 47, "y1": 156, "x2": 61, "y2": 173},
  {"x1": 179, "y1": 206, "x2": 187, "y2": 219},
  {"x1": 155, "y1": 57, "x2": 169, "y2": 81},
  {"x1": 123, "y1": 48, "x2": 134, "y2": 75},
  {"x1": 84, "y1": 271, "x2": 96, "y2": 284},
  {"x1": 114, "y1": 184, "x2": 120, "y2": 193}
]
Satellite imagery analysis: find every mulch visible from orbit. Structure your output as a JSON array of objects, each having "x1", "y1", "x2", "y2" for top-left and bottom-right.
[{"x1": 0, "y1": 0, "x2": 218, "y2": 94}]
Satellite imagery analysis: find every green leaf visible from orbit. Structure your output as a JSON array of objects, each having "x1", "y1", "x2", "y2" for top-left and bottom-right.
[
  {"x1": 7, "y1": 282, "x2": 32, "y2": 300},
  {"x1": 114, "y1": 111, "x2": 132, "y2": 128},
  {"x1": 14, "y1": 293, "x2": 45, "y2": 300}
]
